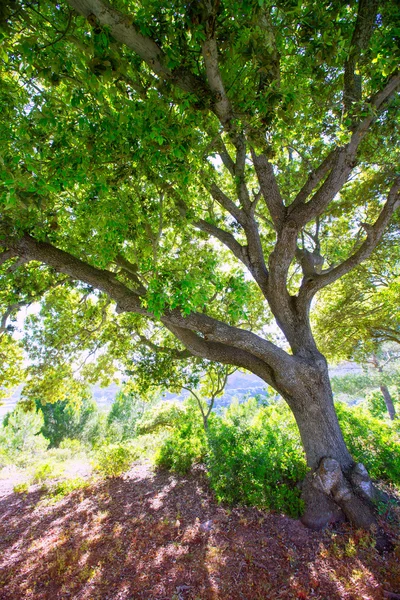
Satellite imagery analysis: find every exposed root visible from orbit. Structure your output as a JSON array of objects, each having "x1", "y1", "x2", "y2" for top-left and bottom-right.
[{"x1": 301, "y1": 457, "x2": 391, "y2": 543}]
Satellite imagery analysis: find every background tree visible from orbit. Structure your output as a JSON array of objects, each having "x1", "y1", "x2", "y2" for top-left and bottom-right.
[
  {"x1": 0, "y1": 0, "x2": 399, "y2": 530},
  {"x1": 313, "y1": 231, "x2": 400, "y2": 355},
  {"x1": 313, "y1": 241, "x2": 400, "y2": 420},
  {"x1": 330, "y1": 349, "x2": 399, "y2": 420}
]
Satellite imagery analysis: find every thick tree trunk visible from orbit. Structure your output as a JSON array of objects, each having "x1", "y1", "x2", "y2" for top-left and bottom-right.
[
  {"x1": 275, "y1": 354, "x2": 380, "y2": 532},
  {"x1": 380, "y1": 384, "x2": 397, "y2": 421}
]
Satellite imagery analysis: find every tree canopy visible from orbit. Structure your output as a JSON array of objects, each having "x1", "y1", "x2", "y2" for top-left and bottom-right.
[
  {"x1": 1, "y1": 0, "x2": 400, "y2": 532},
  {"x1": 1, "y1": 0, "x2": 399, "y2": 398}
]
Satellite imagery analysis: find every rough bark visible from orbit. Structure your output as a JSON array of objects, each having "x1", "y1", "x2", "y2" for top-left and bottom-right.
[{"x1": 274, "y1": 351, "x2": 382, "y2": 532}]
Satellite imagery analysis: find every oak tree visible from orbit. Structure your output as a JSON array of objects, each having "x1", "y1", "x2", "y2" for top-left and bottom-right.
[{"x1": 1, "y1": 0, "x2": 399, "y2": 529}]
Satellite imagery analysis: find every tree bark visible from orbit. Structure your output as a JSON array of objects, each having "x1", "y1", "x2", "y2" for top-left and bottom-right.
[
  {"x1": 380, "y1": 384, "x2": 397, "y2": 421},
  {"x1": 271, "y1": 350, "x2": 380, "y2": 531}
]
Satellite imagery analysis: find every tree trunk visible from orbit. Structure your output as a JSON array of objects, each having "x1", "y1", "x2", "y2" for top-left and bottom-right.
[
  {"x1": 380, "y1": 384, "x2": 397, "y2": 420},
  {"x1": 275, "y1": 355, "x2": 380, "y2": 532}
]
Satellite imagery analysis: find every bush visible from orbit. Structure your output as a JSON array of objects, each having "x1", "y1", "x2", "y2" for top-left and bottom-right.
[
  {"x1": 13, "y1": 482, "x2": 29, "y2": 494},
  {"x1": 93, "y1": 443, "x2": 138, "y2": 478},
  {"x1": 336, "y1": 402, "x2": 400, "y2": 486},
  {"x1": 206, "y1": 399, "x2": 307, "y2": 517},
  {"x1": 155, "y1": 431, "x2": 205, "y2": 474},
  {"x1": 49, "y1": 477, "x2": 89, "y2": 501},
  {"x1": 136, "y1": 401, "x2": 185, "y2": 435},
  {"x1": 0, "y1": 405, "x2": 49, "y2": 467},
  {"x1": 59, "y1": 438, "x2": 85, "y2": 455},
  {"x1": 153, "y1": 399, "x2": 207, "y2": 474},
  {"x1": 33, "y1": 461, "x2": 60, "y2": 483},
  {"x1": 366, "y1": 389, "x2": 399, "y2": 421}
]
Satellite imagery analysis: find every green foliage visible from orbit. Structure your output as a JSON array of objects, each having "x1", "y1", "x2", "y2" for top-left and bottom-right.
[
  {"x1": 331, "y1": 373, "x2": 371, "y2": 397},
  {"x1": 33, "y1": 461, "x2": 60, "y2": 483},
  {"x1": 0, "y1": 335, "x2": 25, "y2": 400},
  {"x1": 59, "y1": 438, "x2": 85, "y2": 454},
  {"x1": 106, "y1": 391, "x2": 147, "y2": 442},
  {"x1": 93, "y1": 443, "x2": 138, "y2": 478},
  {"x1": 336, "y1": 402, "x2": 400, "y2": 486},
  {"x1": 35, "y1": 395, "x2": 105, "y2": 448},
  {"x1": 153, "y1": 399, "x2": 207, "y2": 474},
  {"x1": 136, "y1": 401, "x2": 185, "y2": 435},
  {"x1": 206, "y1": 400, "x2": 307, "y2": 517},
  {"x1": 0, "y1": 404, "x2": 49, "y2": 466},
  {"x1": 313, "y1": 254, "x2": 400, "y2": 362},
  {"x1": 13, "y1": 482, "x2": 29, "y2": 494},
  {"x1": 48, "y1": 477, "x2": 90, "y2": 501}
]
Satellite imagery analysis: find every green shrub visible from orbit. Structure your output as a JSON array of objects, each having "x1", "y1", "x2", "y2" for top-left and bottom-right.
[
  {"x1": 366, "y1": 389, "x2": 399, "y2": 421},
  {"x1": 33, "y1": 461, "x2": 60, "y2": 482},
  {"x1": 336, "y1": 402, "x2": 400, "y2": 486},
  {"x1": 136, "y1": 401, "x2": 185, "y2": 435},
  {"x1": 153, "y1": 399, "x2": 206, "y2": 474},
  {"x1": 49, "y1": 477, "x2": 89, "y2": 500},
  {"x1": 206, "y1": 399, "x2": 307, "y2": 517},
  {"x1": 155, "y1": 431, "x2": 205, "y2": 474},
  {"x1": 13, "y1": 482, "x2": 29, "y2": 494},
  {"x1": 59, "y1": 438, "x2": 85, "y2": 454},
  {"x1": 93, "y1": 443, "x2": 137, "y2": 478}
]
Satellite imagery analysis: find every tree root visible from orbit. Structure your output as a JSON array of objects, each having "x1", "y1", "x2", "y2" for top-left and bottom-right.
[{"x1": 301, "y1": 458, "x2": 393, "y2": 550}]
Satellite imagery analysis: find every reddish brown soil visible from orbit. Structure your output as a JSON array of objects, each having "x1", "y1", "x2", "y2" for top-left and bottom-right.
[{"x1": 0, "y1": 463, "x2": 399, "y2": 600}]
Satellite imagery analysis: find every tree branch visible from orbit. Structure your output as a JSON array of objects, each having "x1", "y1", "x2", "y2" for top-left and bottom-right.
[
  {"x1": 7, "y1": 234, "x2": 292, "y2": 373},
  {"x1": 0, "y1": 249, "x2": 16, "y2": 266},
  {"x1": 115, "y1": 254, "x2": 147, "y2": 295},
  {"x1": 289, "y1": 73, "x2": 400, "y2": 228},
  {"x1": 200, "y1": 0, "x2": 233, "y2": 129},
  {"x1": 343, "y1": 0, "x2": 379, "y2": 113},
  {"x1": 290, "y1": 149, "x2": 339, "y2": 210},
  {"x1": 66, "y1": 0, "x2": 209, "y2": 99},
  {"x1": 0, "y1": 302, "x2": 26, "y2": 334},
  {"x1": 137, "y1": 334, "x2": 192, "y2": 359},
  {"x1": 297, "y1": 176, "x2": 400, "y2": 306},
  {"x1": 166, "y1": 324, "x2": 277, "y2": 388},
  {"x1": 195, "y1": 218, "x2": 250, "y2": 266},
  {"x1": 251, "y1": 149, "x2": 285, "y2": 230},
  {"x1": 208, "y1": 182, "x2": 246, "y2": 226},
  {"x1": 216, "y1": 137, "x2": 235, "y2": 176},
  {"x1": 9, "y1": 233, "x2": 149, "y2": 317}
]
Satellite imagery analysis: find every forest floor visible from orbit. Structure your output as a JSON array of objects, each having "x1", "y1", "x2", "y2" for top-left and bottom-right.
[{"x1": 0, "y1": 462, "x2": 399, "y2": 600}]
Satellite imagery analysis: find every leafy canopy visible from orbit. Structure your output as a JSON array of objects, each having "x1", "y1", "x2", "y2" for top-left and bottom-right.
[{"x1": 0, "y1": 0, "x2": 399, "y2": 399}]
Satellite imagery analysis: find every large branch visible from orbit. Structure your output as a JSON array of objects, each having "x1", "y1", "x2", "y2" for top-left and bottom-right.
[
  {"x1": 289, "y1": 73, "x2": 400, "y2": 228},
  {"x1": 0, "y1": 249, "x2": 17, "y2": 266},
  {"x1": 166, "y1": 324, "x2": 278, "y2": 388},
  {"x1": 66, "y1": 0, "x2": 208, "y2": 99},
  {"x1": 202, "y1": 36, "x2": 233, "y2": 128},
  {"x1": 137, "y1": 333, "x2": 192, "y2": 359},
  {"x1": 289, "y1": 150, "x2": 339, "y2": 211},
  {"x1": 343, "y1": 0, "x2": 379, "y2": 113},
  {"x1": 8, "y1": 234, "x2": 293, "y2": 373},
  {"x1": 209, "y1": 182, "x2": 246, "y2": 226},
  {"x1": 173, "y1": 188, "x2": 250, "y2": 267},
  {"x1": 199, "y1": 0, "x2": 233, "y2": 129},
  {"x1": 194, "y1": 218, "x2": 250, "y2": 266},
  {"x1": 251, "y1": 149, "x2": 286, "y2": 231},
  {"x1": 297, "y1": 177, "x2": 400, "y2": 308},
  {"x1": 10, "y1": 234, "x2": 149, "y2": 317}
]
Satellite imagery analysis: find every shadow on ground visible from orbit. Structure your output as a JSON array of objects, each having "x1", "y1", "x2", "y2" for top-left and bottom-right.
[{"x1": 0, "y1": 463, "x2": 399, "y2": 599}]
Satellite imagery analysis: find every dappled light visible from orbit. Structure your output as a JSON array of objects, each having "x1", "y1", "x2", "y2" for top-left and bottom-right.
[{"x1": 1, "y1": 463, "x2": 399, "y2": 600}]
